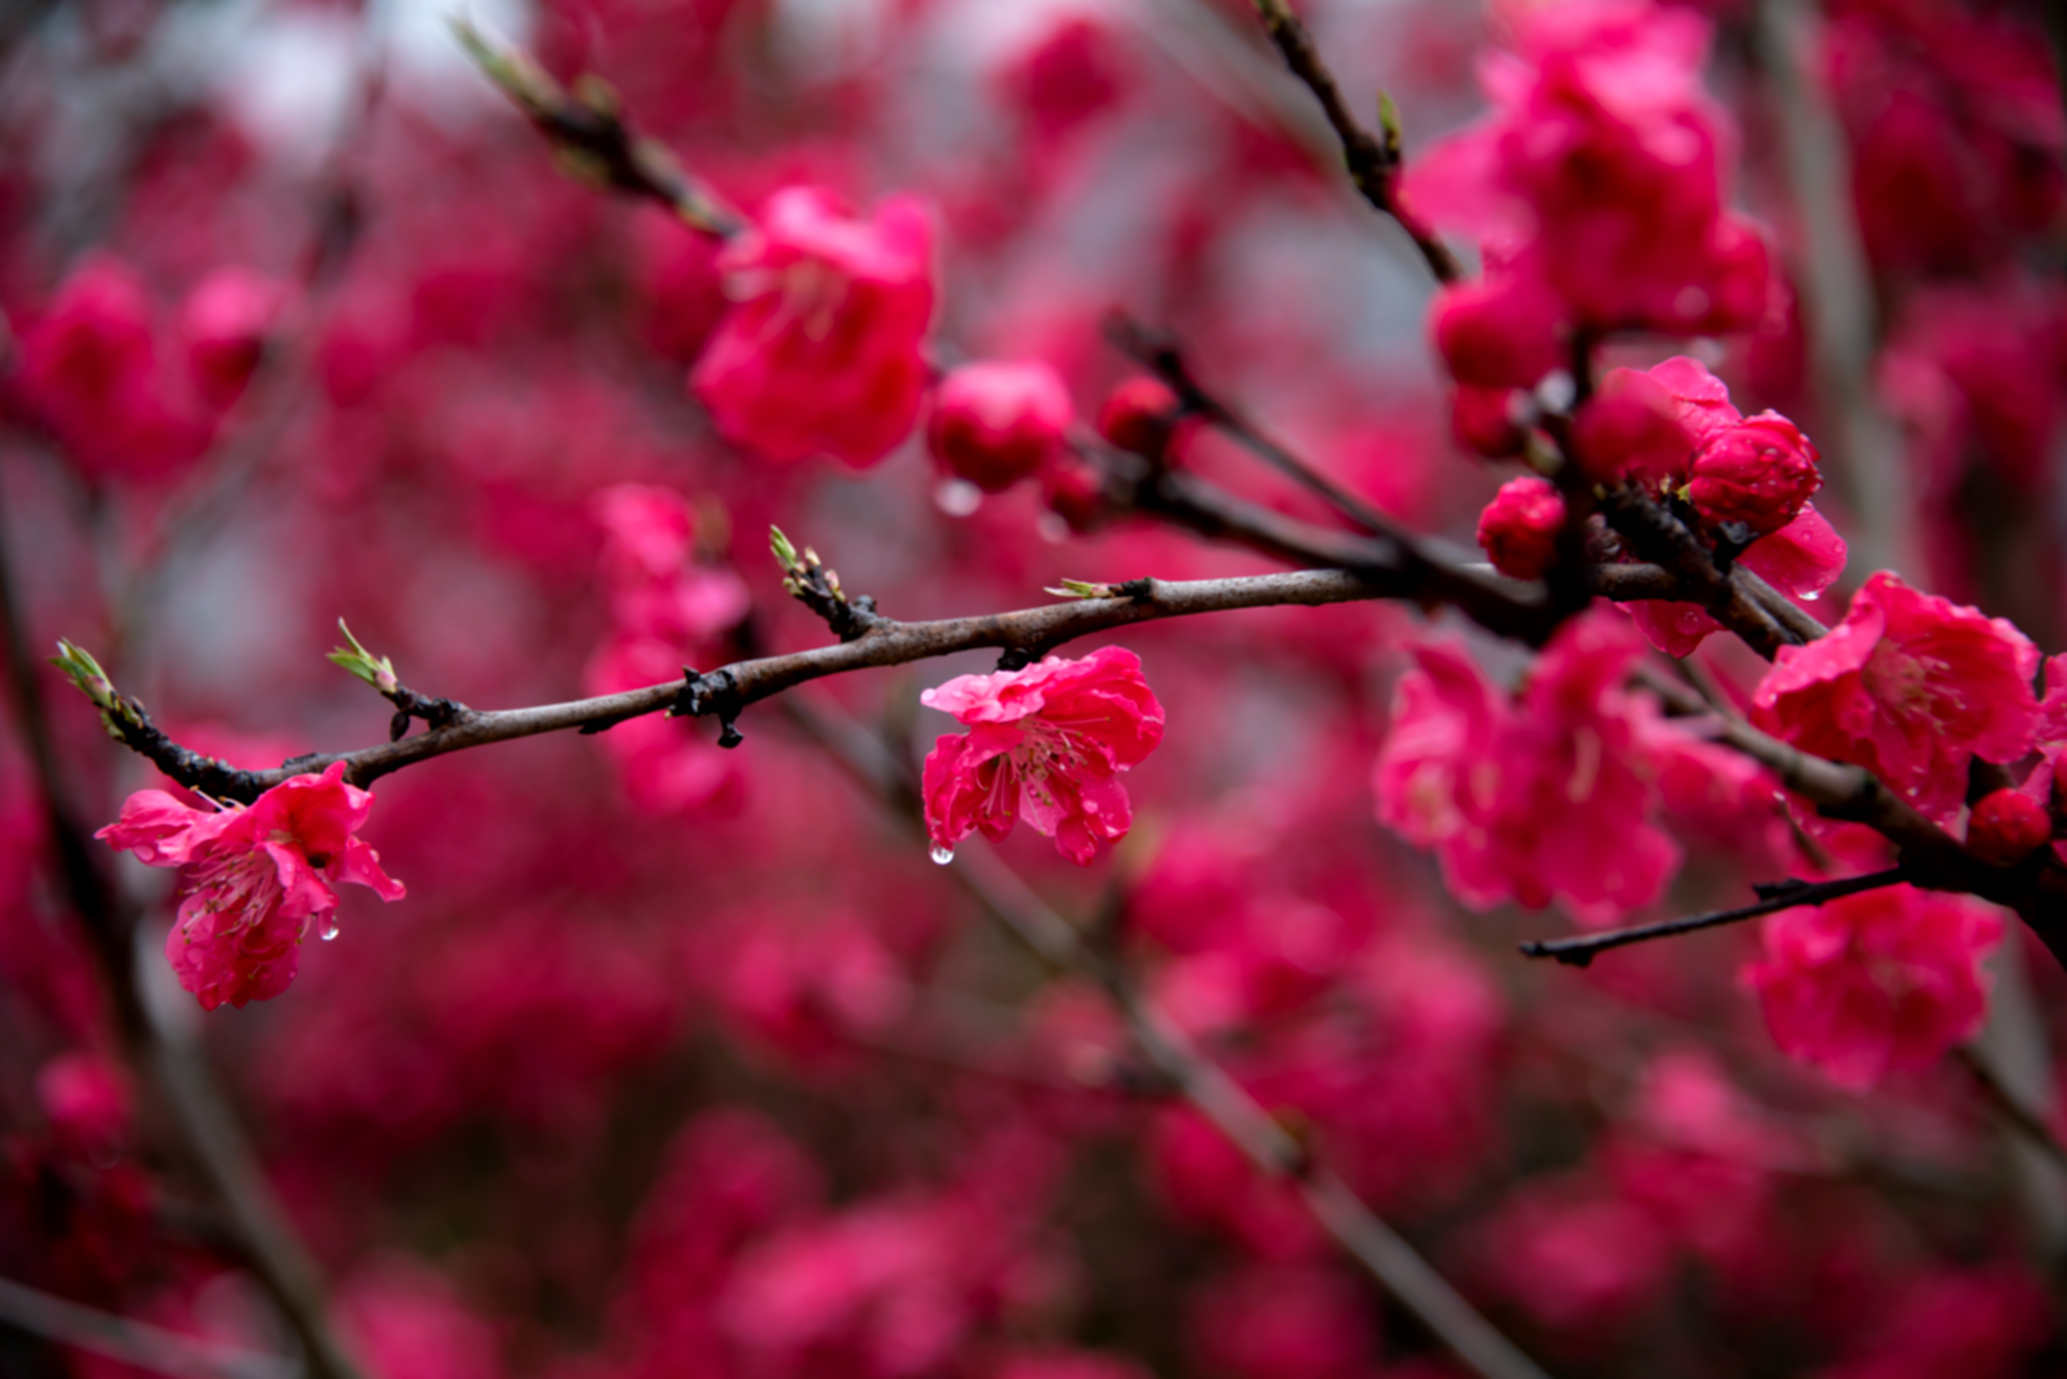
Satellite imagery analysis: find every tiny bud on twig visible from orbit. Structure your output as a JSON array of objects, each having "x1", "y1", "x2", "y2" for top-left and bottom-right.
[{"x1": 326, "y1": 619, "x2": 399, "y2": 696}]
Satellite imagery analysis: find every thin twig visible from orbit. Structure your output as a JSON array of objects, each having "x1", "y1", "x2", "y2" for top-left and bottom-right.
[
  {"x1": 1519, "y1": 868, "x2": 1908, "y2": 967},
  {"x1": 1103, "y1": 312, "x2": 1405, "y2": 538},
  {"x1": 783, "y1": 697, "x2": 1553, "y2": 1379},
  {"x1": 454, "y1": 20, "x2": 743, "y2": 236},
  {"x1": 1244, "y1": 0, "x2": 1462, "y2": 282}
]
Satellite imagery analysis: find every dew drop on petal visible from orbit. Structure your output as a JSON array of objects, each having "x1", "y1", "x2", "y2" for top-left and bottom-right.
[
  {"x1": 930, "y1": 845, "x2": 955, "y2": 866},
  {"x1": 319, "y1": 916, "x2": 340, "y2": 941}
]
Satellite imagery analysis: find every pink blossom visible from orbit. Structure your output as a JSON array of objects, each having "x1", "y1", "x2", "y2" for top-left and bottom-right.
[
  {"x1": 926, "y1": 361, "x2": 1072, "y2": 493},
  {"x1": 691, "y1": 187, "x2": 935, "y2": 468},
  {"x1": 35, "y1": 1052, "x2": 132, "y2": 1158},
  {"x1": 1374, "y1": 607, "x2": 1681, "y2": 925},
  {"x1": 1751, "y1": 571, "x2": 2040, "y2": 823},
  {"x1": 1403, "y1": 0, "x2": 1771, "y2": 343},
  {"x1": 1742, "y1": 884, "x2": 2003, "y2": 1089},
  {"x1": 1429, "y1": 270, "x2": 1566, "y2": 390},
  {"x1": 1474, "y1": 1177, "x2": 1672, "y2": 1336},
  {"x1": 591, "y1": 484, "x2": 752, "y2": 648},
  {"x1": 1475, "y1": 474, "x2": 1565, "y2": 580},
  {"x1": 1449, "y1": 383, "x2": 1526, "y2": 458},
  {"x1": 921, "y1": 647, "x2": 1164, "y2": 866},
  {"x1": 177, "y1": 266, "x2": 284, "y2": 408},
  {"x1": 1570, "y1": 366, "x2": 1696, "y2": 485},
  {"x1": 15, "y1": 255, "x2": 211, "y2": 482},
  {"x1": 98, "y1": 762, "x2": 405, "y2": 1011},
  {"x1": 996, "y1": 16, "x2": 1128, "y2": 147},
  {"x1": 1189, "y1": 1265, "x2": 1375, "y2": 1379}
]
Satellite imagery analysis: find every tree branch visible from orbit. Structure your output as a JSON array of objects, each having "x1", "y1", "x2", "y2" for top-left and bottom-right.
[
  {"x1": 782, "y1": 697, "x2": 1553, "y2": 1379},
  {"x1": 0, "y1": 468, "x2": 366, "y2": 1379},
  {"x1": 1519, "y1": 867, "x2": 1908, "y2": 966},
  {"x1": 455, "y1": 20, "x2": 743, "y2": 237},
  {"x1": 1243, "y1": 0, "x2": 1462, "y2": 283},
  {"x1": 0, "y1": 1275, "x2": 291, "y2": 1379}
]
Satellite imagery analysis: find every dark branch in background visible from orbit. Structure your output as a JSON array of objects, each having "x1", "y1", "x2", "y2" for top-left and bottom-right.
[
  {"x1": 1953, "y1": 1045, "x2": 2067, "y2": 1173},
  {"x1": 0, "y1": 488, "x2": 365, "y2": 1379},
  {"x1": 1103, "y1": 311, "x2": 1406, "y2": 538},
  {"x1": 453, "y1": 20, "x2": 743, "y2": 237},
  {"x1": 0, "y1": 1275, "x2": 291, "y2": 1379},
  {"x1": 1519, "y1": 867, "x2": 1908, "y2": 966},
  {"x1": 1244, "y1": 0, "x2": 1462, "y2": 283},
  {"x1": 782, "y1": 696, "x2": 1554, "y2": 1379}
]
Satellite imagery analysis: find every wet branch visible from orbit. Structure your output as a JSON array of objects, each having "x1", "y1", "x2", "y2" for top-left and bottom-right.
[{"x1": 1520, "y1": 867, "x2": 1908, "y2": 966}]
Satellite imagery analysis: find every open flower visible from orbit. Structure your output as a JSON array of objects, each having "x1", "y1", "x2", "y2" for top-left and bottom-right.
[
  {"x1": 98, "y1": 762, "x2": 404, "y2": 1010},
  {"x1": 1751, "y1": 571, "x2": 2039, "y2": 823},
  {"x1": 920, "y1": 647, "x2": 1163, "y2": 865},
  {"x1": 691, "y1": 186, "x2": 935, "y2": 469},
  {"x1": 1742, "y1": 885, "x2": 2003, "y2": 1089}
]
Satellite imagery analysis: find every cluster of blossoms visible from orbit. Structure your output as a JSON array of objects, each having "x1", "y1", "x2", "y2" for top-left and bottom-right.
[
  {"x1": 1405, "y1": 0, "x2": 1772, "y2": 449},
  {"x1": 16, "y1": 0, "x2": 2067, "y2": 1375},
  {"x1": 4, "y1": 257, "x2": 281, "y2": 484}
]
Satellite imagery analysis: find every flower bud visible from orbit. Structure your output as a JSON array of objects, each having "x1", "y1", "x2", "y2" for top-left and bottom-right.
[
  {"x1": 1968, "y1": 788, "x2": 2052, "y2": 865},
  {"x1": 927, "y1": 361, "x2": 1072, "y2": 493},
  {"x1": 1686, "y1": 412, "x2": 1821, "y2": 537},
  {"x1": 1476, "y1": 475, "x2": 1566, "y2": 580},
  {"x1": 1430, "y1": 272, "x2": 1565, "y2": 390},
  {"x1": 1097, "y1": 377, "x2": 1184, "y2": 461},
  {"x1": 180, "y1": 267, "x2": 284, "y2": 408},
  {"x1": 1042, "y1": 452, "x2": 1105, "y2": 531}
]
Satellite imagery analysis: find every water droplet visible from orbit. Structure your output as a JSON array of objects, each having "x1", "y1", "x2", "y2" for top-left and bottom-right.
[
  {"x1": 930, "y1": 845, "x2": 955, "y2": 866},
  {"x1": 319, "y1": 917, "x2": 340, "y2": 942},
  {"x1": 934, "y1": 479, "x2": 982, "y2": 518}
]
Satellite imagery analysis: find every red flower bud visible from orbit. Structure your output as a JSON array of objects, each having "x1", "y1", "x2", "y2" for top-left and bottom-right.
[
  {"x1": 1570, "y1": 369, "x2": 1694, "y2": 485},
  {"x1": 1968, "y1": 788, "x2": 2052, "y2": 865},
  {"x1": 1476, "y1": 475, "x2": 1566, "y2": 580},
  {"x1": 927, "y1": 361, "x2": 1072, "y2": 493},
  {"x1": 1686, "y1": 412, "x2": 1821, "y2": 537},
  {"x1": 1097, "y1": 377, "x2": 1184, "y2": 461},
  {"x1": 1042, "y1": 452, "x2": 1105, "y2": 531},
  {"x1": 1451, "y1": 384, "x2": 1526, "y2": 459}
]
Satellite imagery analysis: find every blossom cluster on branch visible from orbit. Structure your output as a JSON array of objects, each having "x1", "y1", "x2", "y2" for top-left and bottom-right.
[{"x1": 4, "y1": 0, "x2": 2067, "y2": 1377}]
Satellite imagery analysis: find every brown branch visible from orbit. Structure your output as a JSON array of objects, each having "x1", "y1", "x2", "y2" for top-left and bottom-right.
[
  {"x1": 1244, "y1": 0, "x2": 1462, "y2": 283},
  {"x1": 782, "y1": 698, "x2": 1553, "y2": 1379},
  {"x1": 0, "y1": 471, "x2": 366, "y2": 1379},
  {"x1": 1520, "y1": 868, "x2": 1908, "y2": 966},
  {"x1": 454, "y1": 20, "x2": 743, "y2": 237}
]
